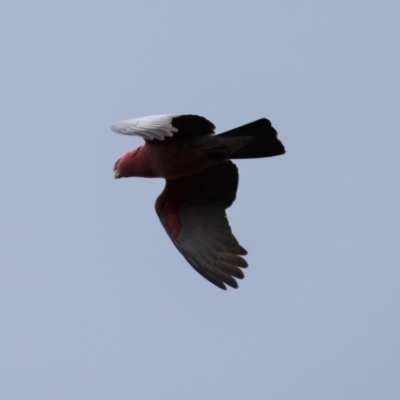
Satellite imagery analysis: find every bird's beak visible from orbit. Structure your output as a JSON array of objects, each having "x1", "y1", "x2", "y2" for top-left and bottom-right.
[{"x1": 113, "y1": 157, "x2": 122, "y2": 179}]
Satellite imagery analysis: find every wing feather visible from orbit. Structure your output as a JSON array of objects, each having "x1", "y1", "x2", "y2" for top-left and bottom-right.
[{"x1": 174, "y1": 206, "x2": 247, "y2": 289}]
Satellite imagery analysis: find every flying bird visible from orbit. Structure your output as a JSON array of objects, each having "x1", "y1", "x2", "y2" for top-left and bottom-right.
[{"x1": 112, "y1": 114, "x2": 285, "y2": 290}]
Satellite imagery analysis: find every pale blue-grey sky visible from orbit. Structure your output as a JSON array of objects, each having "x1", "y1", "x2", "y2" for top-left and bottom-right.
[{"x1": 1, "y1": 1, "x2": 399, "y2": 399}]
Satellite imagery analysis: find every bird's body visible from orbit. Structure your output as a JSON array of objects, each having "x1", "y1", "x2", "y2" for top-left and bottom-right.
[
  {"x1": 115, "y1": 139, "x2": 214, "y2": 179},
  {"x1": 112, "y1": 114, "x2": 285, "y2": 290}
]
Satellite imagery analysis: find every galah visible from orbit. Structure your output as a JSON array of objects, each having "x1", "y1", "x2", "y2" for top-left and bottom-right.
[{"x1": 112, "y1": 114, "x2": 285, "y2": 290}]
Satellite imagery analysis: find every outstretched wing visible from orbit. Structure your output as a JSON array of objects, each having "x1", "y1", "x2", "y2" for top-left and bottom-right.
[
  {"x1": 155, "y1": 161, "x2": 247, "y2": 290},
  {"x1": 111, "y1": 114, "x2": 215, "y2": 141}
]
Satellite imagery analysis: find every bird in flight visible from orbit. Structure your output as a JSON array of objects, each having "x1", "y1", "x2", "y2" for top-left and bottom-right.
[{"x1": 112, "y1": 114, "x2": 285, "y2": 290}]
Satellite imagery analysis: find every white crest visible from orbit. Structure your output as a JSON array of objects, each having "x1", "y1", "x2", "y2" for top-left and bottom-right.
[{"x1": 111, "y1": 114, "x2": 180, "y2": 141}]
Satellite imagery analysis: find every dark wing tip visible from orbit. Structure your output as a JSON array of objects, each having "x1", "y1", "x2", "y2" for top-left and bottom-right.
[
  {"x1": 171, "y1": 115, "x2": 215, "y2": 137},
  {"x1": 195, "y1": 268, "x2": 228, "y2": 290},
  {"x1": 238, "y1": 245, "x2": 248, "y2": 256}
]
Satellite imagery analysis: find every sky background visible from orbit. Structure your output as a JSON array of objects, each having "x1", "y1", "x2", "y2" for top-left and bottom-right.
[{"x1": 1, "y1": 1, "x2": 399, "y2": 399}]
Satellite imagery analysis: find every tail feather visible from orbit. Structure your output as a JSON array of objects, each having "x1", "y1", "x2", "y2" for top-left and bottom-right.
[{"x1": 218, "y1": 118, "x2": 285, "y2": 159}]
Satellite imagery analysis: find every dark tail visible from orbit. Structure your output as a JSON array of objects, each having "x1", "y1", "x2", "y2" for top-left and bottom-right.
[{"x1": 218, "y1": 118, "x2": 285, "y2": 159}]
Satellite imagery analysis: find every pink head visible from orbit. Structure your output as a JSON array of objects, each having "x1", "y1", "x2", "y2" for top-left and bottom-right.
[{"x1": 113, "y1": 148, "x2": 139, "y2": 179}]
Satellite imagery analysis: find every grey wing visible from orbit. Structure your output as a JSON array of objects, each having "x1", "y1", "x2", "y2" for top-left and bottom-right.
[
  {"x1": 111, "y1": 114, "x2": 215, "y2": 141},
  {"x1": 174, "y1": 204, "x2": 248, "y2": 290},
  {"x1": 156, "y1": 161, "x2": 247, "y2": 290}
]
